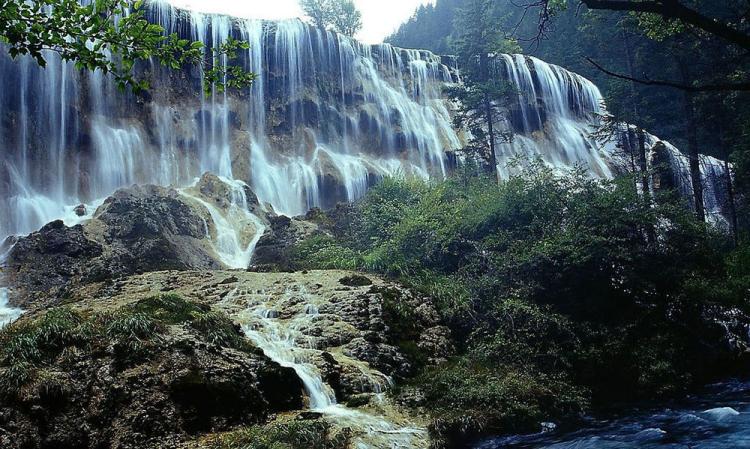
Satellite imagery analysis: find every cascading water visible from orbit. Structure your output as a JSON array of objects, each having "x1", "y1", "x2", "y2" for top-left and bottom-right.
[
  {"x1": 0, "y1": 248, "x2": 22, "y2": 328},
  {"x1": 229, "y1": 285, "x2": 428, "y2": 449},
  {"x1": 496, "y1": 54, "x2": 732, "y2": 222},
  {"x1": 0, "y1": 1, "x2": 461, "y2": 240},
  {"x1": 179, "y1": 176, "x2": 267, "y2": 269},
  {"x1": 0, "y1": 288, "x2": 22, "y2": 329},
  {"x1": 0, "y1": 2, "x2": 732, "y2": 243},
  {"x1": 495, "y1": 54, "x2": 613, "y2": 178}
]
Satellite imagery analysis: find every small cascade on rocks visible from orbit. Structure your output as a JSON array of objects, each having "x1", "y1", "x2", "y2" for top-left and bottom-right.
[
  {"x1": 229, "y1": 285, "x2": 428, "y2": 449},
  {"x1": 179, "y1": 176, "x2": 267, "y2": 269},
  {"x1": 0, "y1": 247, "x2": 22, "y2": 328}
]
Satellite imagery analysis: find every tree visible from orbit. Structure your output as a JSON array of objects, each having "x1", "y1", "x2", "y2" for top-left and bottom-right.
[
  {"x1": 447, "y1": 0, "x2": 518, "y2": 176},
  {"x1": 299, "y1": 0, "x2": 332, "y2": 29},
  {"x1": 330, "y1": 0, "x2": 362, "y2": 37},
  {"x1": 0, "y1": 0, "x2": 255, "y2": 93},
  {"x1": 299, "y1": 0, "x2": 363, "y2": 37},
  {"x1": 530, "y1": 0, "x2": 750, "y2": 92}
]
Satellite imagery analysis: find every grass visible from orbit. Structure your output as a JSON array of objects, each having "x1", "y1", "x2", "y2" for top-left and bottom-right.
[
  {"x1": 199, "y1": 420, "x2": 351, "y2": 449},
  {"x1": 0, "y1": 294, "x2": 253, "y2": 398}
]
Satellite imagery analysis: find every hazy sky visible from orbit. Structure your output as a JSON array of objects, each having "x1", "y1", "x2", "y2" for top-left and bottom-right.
[{"x1": 167, "y1": 0, "x2": 434, "y2": 44}]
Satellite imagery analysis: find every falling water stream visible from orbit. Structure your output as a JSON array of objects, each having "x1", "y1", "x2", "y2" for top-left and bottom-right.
[
  {"x1": 229, "y1": 286, "x2": 428, "y2": 449},
  {"x1": 178, "y1": 176, "x2": 267, "y2": 269}
]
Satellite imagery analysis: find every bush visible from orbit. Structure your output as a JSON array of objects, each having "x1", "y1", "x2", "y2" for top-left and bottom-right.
[
  {"x1": 291, "y1": 163, "x2": 748, "y2": 438},
  {"x1": 0, "y1": 294, "x2": 251, "y2": 397},
  {"x1": 290, "y1": 234, "x2": 362, "y2": 270}
]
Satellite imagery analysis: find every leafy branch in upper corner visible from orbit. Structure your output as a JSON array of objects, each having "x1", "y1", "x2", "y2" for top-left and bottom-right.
[{"x1": 0, "y1": 0, "x2": 256, "y2": 93}]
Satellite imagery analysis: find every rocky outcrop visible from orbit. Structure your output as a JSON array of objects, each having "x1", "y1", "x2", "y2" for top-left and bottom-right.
[
  {"x1": 65, "y1": 270, "x2": 453, "y2": 403},
  {"x1": 4, "y1": 184, "x2": 222, "y2": 309},
  {"x1": 0, "y1": 297, "x2": 304, "y2": 449},
  {"x1": 251, "y1": 213, "x2": 320, "y2": 271}
]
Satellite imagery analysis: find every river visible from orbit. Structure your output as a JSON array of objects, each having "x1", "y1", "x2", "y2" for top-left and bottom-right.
[{"x1": 477, "y1": 381, "x2": 750, "y2": 449}]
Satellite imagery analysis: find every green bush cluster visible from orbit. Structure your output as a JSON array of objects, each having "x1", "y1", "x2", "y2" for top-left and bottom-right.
[
  {"x1": 0, "y1": 294, "x2": 250, "y2": 398},
  {"x1": 200, "y1": 420, "x2": 350, "y2": 449},
  {"x1": 290, "y1": 163, "x2": 750, "y2": 437}
]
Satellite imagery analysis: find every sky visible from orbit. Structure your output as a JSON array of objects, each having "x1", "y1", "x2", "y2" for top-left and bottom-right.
[{"x1": 167, "y1": 0, "x2": 434, "y2": 44}]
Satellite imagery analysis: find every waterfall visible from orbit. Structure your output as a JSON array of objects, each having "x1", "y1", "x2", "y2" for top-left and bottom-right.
[
  {"x1": 0, "y1": 2, "x2": 460, "y2": 239},
  {"x1": 179, "y1": 176, "x2": 267, "y2": 269},
  {"x1": 495, "y1": 55, "x2": 730, "y2": 223},
  {"x1": 230, "y1": 285, "x2": 428, "y2": 448},
  {"x1": 494, "y1": 54, "x2": 613, "y2": 179},
  {"x1": 0, "y1": 2, "x2": 731, "y2": 243}
]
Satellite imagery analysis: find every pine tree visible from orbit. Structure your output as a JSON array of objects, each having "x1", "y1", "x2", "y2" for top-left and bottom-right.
[{"x1": 447, "y1": 0, "x2": 517, "y2": 176}]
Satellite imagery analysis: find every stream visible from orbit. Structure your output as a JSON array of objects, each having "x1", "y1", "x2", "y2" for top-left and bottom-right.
[
  {"x1": 477, "y1": 381, "x2": 750, "y2": 449},
  {"x1": 228, "y1": 284, "x2": 428, "y2": 449}
]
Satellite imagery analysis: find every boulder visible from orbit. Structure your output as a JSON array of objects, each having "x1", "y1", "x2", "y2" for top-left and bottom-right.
[
  {"x1": 0, "y1": 313, "x2": 303, "y2": 449},
  {"x1": 5, "y1": 185, "x2": 222, "y2": 309}
]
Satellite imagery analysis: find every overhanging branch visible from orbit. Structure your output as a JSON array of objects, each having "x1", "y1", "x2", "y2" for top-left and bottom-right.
[
  {"x1": 585, "y1": 57, "x2": 750, "y2": 92},
  {"x1": 581, "y1": 0, "x2": 750, "y2": 51}
]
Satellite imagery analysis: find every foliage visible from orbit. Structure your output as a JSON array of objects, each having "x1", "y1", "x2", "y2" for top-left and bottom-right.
[
  {"x1": 0, "y1": 294, "x2": 251, "y2": 397},
  {"x1": 200, "y1": 420, "x2": 350, "y2": 449},
  {"x1": 291, "y1": 165, "x2": 749, "y2": 438},
  {"x1": 414, "y1": 361, "x2": 587, "y2": 436},
  {"x1": 0, "y1": 0, "x2": 255, "y2": 93},
  {"x1": 299, "y1": 0, "x2": 362, "y2": 37}
]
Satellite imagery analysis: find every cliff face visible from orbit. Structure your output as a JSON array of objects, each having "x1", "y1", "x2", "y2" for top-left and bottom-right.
[
  {"x1": 0, "y1": 1, "x2": 732, "y2": 241},
  {"x1": 0, "y1": 5, "x2": 460, "y2": 239}
]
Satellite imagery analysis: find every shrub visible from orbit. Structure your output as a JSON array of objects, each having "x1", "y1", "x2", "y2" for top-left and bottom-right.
[{"x1": 291, "y1": 164, "x2": 747, "y2": 437}]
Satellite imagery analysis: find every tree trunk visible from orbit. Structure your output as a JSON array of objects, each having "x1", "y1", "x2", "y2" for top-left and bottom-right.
[
  {"x1": 480, "y1": 52, "x2": 498, "y2": 178},
  {"x1": 678, "y1": 60, "x2": 706, "y2": 222}
]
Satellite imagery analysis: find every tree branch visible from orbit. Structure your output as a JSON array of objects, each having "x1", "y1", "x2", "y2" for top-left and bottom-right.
[
  {"x1": 581, "y1": 0, "x2": 750, "y2": 50},
  {"x1": 585, "y1": 57, "x2": 750, "y2": 92}
]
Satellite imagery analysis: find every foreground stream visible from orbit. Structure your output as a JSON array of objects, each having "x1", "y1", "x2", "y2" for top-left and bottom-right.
[{"x1": 477, "y1": 381, "x2": 750, "y2": 449}]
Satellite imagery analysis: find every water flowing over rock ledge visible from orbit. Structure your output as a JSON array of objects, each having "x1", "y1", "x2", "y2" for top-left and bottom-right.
[
  {"x1": 0, "y1": 1, "x2": 732, "y2": 241},
  {"x1": 10, "y1": 268, "x2": 450, "y2": 449}
]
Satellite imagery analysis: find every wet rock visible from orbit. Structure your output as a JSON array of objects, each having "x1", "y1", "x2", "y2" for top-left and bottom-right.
[
  {"x1": 342, "y1": 337, "x2": 411, "y2": 378},
  {"x1": 5, "y1": 221, "x2": 103, "y2": 306},
  {"x1": 417, "y1": 326, "x2": 455, "y2": 365},
  {"x1": 0, "y1": 311, "x2": 304, "y2": 449},
  {"x1": 74, "y1": 204, "x2": 87, "y2": 217},
  {"x1": 251, "y1": 213, "x2": 320, "y2": 270},
  {"x1": 5, "y1": 185, "x2": 222, "y2": 309},
  {"x1": 339, "y1": 274, "x2": 372, "y2": 287}
]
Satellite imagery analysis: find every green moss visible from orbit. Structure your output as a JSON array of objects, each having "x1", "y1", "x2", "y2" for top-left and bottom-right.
[
  {"x1": 126, "y1": 294, "x2": 208, "y2": 324},
  {"x1": 0, "y1": 294, "x2": 254, "y2": 397}
]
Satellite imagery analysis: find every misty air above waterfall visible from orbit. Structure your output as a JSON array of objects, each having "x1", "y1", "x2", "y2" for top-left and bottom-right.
[{"x1": 0, "y1": 1, "x2": 748, "y2": 449}]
